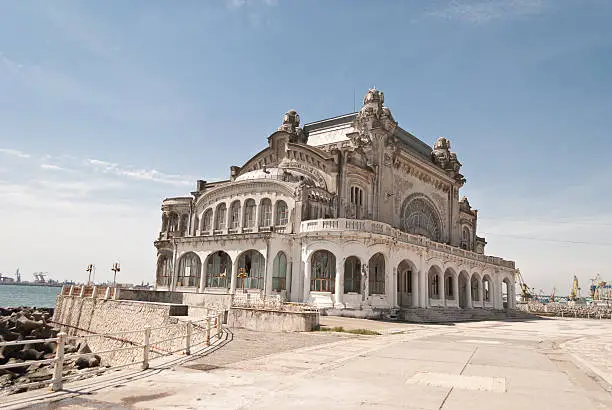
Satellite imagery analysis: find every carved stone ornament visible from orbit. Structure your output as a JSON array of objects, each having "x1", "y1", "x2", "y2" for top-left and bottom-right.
[
  {"x1": 278, "y1": 109, "x2": 308, "y2": 144},
  {"x1": 431, "y1": 137, "x2": 465, "y2": 184},
  {"x1": 352, "y1": 88, "x2": 398, "y2": 146}
]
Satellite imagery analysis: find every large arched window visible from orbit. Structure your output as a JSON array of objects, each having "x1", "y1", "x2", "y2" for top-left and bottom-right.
[
  {"x1": 369, "y1": 253, "x2": 385, "y2": 295},
  {"x1": 215, "y1": 203, "x2": 227, "y2": 230},
  {"x1": 230, "y1": 201, "x2": 241, "y2": 229},
  {"x1": 311, "y1": 250, "x2": 335, "y2": 292},
  {"x1": 156, "y1": 253, "x2": 173, "y2": 287},
  {"x1": 344, "y1": 256, "x2": 361, "y2": 293},
  {"x1": 471, "y1": 275, "x2": 480, "y2": 301},
  {"x1": 272, "y1": 251, "x2": 288, "y2": 291},
  {"x1": 177, "y1": 252, "x2": 201, "y2": 287},
  {"x1": 243, "y1": 199, "x2": 256, "y2": 229},
  {"x1": 483, "y1": 275, "x2": 491, "y2": 302},
  {"x1": 206, "y1": 251, "x2": 231, "y2": 288},
  {"x1": 260, "y1": 198, "x2": 272, "y2": 227},
  {"x1": 202, "y1": 209, "x2": 213, "y2": 232},
  {"x1": 179, "y1": 214, "x2": 189, "y2": 236},
  {"x1": 237, "y1": 250, "x2": 265, "y2": 290},
  {"x1": 400, "y1": 196, "x2": 441, "y2": 241},
  {"x1": 275, "y1": 200, "x2": 288, "y2": 226}
]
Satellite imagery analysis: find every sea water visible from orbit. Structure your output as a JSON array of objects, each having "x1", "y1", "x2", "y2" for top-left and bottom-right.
[{"x1": 0, "y1": 284, "x2": 60, "y2": 308}]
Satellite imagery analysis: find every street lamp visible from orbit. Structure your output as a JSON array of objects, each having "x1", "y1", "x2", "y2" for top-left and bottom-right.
[
  {"x1": 86, "y1": 264, "x2": 95, "y2": 285},
  {"x1": 111, "y1": 262, "x2": 121, "y2": 287}
]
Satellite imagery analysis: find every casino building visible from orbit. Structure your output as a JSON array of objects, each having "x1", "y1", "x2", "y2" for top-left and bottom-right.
[{"x1": 154, "y1": 89, "x2": 517, "y2": 314}]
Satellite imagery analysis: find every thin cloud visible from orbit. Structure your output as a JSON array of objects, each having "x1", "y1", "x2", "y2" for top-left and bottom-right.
[
  {"x1": 428, "y1": 0, "x2": 546, "y2": 24},
  {"x1": 86, "y1": 158, "x2": 194, "y2": 187},
  {"x1": 0, "y1": 148, "x2": 31, "y2": 159},
  {"x1": 225, "y1": 0, "x2": 278, "y2": 10},
  {"x1": 40, "y1": 163, "x2": 64, "y2": 171}
]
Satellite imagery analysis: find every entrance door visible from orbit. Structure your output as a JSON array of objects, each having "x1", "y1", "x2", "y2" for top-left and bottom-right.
[
  {"x1": 459, "y1": 275, "x2": 468, "y2": 309},
  {"x1": 397, "y1": 270, "x2": 412, "y2": 307}
]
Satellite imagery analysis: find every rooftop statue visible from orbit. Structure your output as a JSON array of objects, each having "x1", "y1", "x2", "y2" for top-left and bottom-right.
[{"x1": 278, "y1": 109, "x2": 308, "y2": 144}]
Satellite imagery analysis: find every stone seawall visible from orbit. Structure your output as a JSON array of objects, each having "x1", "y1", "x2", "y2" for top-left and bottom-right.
[
  {"x1": 227, "y1": 307, "x2": 318, "y2": 332},
  {"x1": 52, "y1": 295, "x2": 206, "y2": 366}
]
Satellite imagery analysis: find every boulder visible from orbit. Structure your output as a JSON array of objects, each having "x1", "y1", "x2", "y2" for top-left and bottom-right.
[{"x1": 18, "y1": 348, "x2": 43, "y2": 361}]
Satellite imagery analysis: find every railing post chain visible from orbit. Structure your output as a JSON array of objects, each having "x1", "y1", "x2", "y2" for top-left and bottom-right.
[
  {"x1": 142, "y1": 326, "x2": 151, "y2": 370},
  {"x1": 51, "y1": 332, "x2": 66, "y2": 391},
  {"x1": 185, "y1": 321, "x2": 192, "y2": 355}
]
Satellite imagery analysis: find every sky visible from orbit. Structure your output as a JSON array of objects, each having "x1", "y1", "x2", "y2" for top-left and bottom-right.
[{"x1": 0, "y1": 0, "x2": 610, "y2": 295}]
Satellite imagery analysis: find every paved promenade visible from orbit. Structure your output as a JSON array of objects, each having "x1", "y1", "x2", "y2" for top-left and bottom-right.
[{"x1": 3, "y1": 317, "x2": 612, "y2": 409}]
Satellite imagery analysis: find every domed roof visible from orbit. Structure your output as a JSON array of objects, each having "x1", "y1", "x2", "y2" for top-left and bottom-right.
[{"x1": 234, "y1": 167, "x2": 315, "y2": 185}]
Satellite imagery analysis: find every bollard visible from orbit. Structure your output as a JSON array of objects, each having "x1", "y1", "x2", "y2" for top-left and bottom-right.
[
  {"x1": 561, "y1": 311, "x2": 564, "y2": 318},
  {"x1": 205, "y1": 318, "x2": 211, "y2": 347},
  {"x1": 142, "y1": 326, "x2": 151, "y2": 370},
  {"x1": 104, "y1": 287, "x2": 111, "y2": 300},
  {"x1": 185, "y1": 321, "x2": 192, "y2": 355},
  {"x1": 51, "y1": 332, "x2": 66, "y2": 391},
  {"x1": 587, "y1": 312, "x2": 590, "y2": 319},
  {"x1": 599, "y1": 314, "x2": 602, "y2": 320},
  {"x1": 574, "y1": 311, "x2": 577, "y2": 318}
]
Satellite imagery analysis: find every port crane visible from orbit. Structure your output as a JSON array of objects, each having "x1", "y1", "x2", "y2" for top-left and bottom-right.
[
  {"x1": 569, "y1": 275, "x2": 580, "y2": 301},
  {"x1": 515, "y1": 269, "x2": 533, "y2": 302},
  {"x1": 33, "y1": 272, "x2": 47, "y2": 283}
]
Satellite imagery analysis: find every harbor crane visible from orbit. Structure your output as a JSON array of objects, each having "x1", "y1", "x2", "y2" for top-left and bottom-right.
[
  {"x1": 514, "y1": 269, "x2": 533, "y2": 302},
  {"x1": 33, "y1": 272, "x2": 47, "y2": 283}
]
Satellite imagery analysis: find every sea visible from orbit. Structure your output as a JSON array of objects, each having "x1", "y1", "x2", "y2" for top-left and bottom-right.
[{"x1": 0, "y1": 284, "x2": 61, "y2": 308}]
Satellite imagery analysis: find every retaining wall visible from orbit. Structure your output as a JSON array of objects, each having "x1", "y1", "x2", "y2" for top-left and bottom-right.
[
  {"x1": 52, "y1": 295, "x2": 206, "y2": 366},
  {"x1": 227, "y1": 307, "x2": 318, "y2": 332}
]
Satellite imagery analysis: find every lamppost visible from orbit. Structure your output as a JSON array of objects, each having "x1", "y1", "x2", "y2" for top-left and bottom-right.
[
  {"x1": 111, "y1": 262, "x2": 121, "y2": 287},
  {"x1": 238, "y1": 268, "x2": 247, "y2": 292},
  {"x1": 86, "y1": 264, "x2": 95, "y2": 285}
]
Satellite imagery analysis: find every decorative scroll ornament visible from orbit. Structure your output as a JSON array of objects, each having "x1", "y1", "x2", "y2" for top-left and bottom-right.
[
  {"x1": 351, "y1": 88, "x2": 398, "y2": 147},
  {"x1": 278, "y1": 109, "x2": 308, "y2": 144}
]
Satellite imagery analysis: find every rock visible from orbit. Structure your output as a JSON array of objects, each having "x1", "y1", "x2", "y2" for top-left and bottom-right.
[
  {"x1": 64, "y1": 344, "x2": 78, "y2": 354},
  {"x1": 43, "y1": 341, "x2": 57, "y2": 354},
  {"x1": 27, "y1": 367, "x2": 53, "y2": 383},
  {"x1": 88, "y1": 355, "x2": 101, "y2": 368},
  {"x1": 0, "y1": 373, "x2": 16, "y2": 387},
  {"x1": 6, "y1": 358, "x2": 28, "y2": 375},
  {"x1": 77, "y1": 341, "x2": 92, "y2": 354},
  {"x1": 75, "y1": 356, "x2": 92, "y2": 369},
  {"x1": 15, "y1": 316, "x2": 43, "y2": 334},
  {"x1": 18, "y1": 348, "x2": 43, "y2": 361}
]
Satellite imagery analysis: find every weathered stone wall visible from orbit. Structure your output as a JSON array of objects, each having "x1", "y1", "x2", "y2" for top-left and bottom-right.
[
  {"x1": 115, "y1": 289, "x2": 183, "y2": 304},
  {"x1": 518, "y1": 301, "x2": 612, "y2": 319},
  {"x1": 52, "y1": 296, "x2": 207, "y2": 366},
  {"x1": 227, "y1": 307, "x2": 318, "y2": 332}
]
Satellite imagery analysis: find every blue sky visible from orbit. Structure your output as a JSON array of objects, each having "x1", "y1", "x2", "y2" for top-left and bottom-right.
[{"x1": 0, "y1": 0, "x2": 610, "y2": 295}]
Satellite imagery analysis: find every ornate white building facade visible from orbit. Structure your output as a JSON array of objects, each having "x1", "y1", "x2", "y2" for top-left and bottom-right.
[{"x1": 154, "y1": 89, "x2": 517, "y2": 313}]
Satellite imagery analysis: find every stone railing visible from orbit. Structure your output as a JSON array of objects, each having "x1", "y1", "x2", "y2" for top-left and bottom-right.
[{"x1": 299, "y1": 218, "x2": 515, "y2": 269}]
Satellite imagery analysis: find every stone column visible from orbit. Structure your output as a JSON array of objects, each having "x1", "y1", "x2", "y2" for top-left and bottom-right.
[
  {"x1": 229, "y1": 261, "x2": 238, "y2": 295},
  {"x1": 453, "y1": 274, "x2": 459, "y2": 308},
  {"x1": 254, "y1": 200, "x2": 261, "y2": 233},
  {"x1": 509, "y1": 282, "x2": 516, "y2": 309},
  {"x1": 478, "y1": 279, "x2": 484, "y2": 308},
  {"x1": 286, "y1": 260, "x2": 293, "y2": 300},
  {"x1": 334, "y1": 257, "x2": 344, "y2": 308},
  {"x1": 303, "y1": 257, "x2": 311, "y2": 303},
  {"x1": 419, "y1": 270, "x2": 427, "y2": 308},
  {"x1": 439, "y1": 272, "x2": 445, "y2": 307},
  {"x1": 411, "y1": 269, "x2": 419, "y2": 308},
  {"x1": 199, "y1": 260, "x2": 206, "y2": 293},
  {"x1": 466, "y1": 276, "x2": 473, "y2": 309}
]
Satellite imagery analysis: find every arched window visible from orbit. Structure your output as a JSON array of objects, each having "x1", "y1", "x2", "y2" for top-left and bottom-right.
[
  {"x1": 177, "y1": 252, "x2": 201, "y2": 287},
  {"x1": 369, "y1": 253, "x2": 385, "y2": 295},
  {"x1": 311, "y1": 250, "x2": 335, "y2": 292},
  {"x1": 429, "y1": 270, "x2": 440, "y2": 298},
  {"x1": 344, "y1": 256, "x2": 361, "y2": 293},
  {"x1": 206, "y1": 251, "x2": 231, "y2": 288},
  {"x1": 275, "y1": 201, "x2": 288, "y2": 226},
  {"x1": 168, "y1": 213, "x2": 179, "y2": 232},
  {"x1": 462, "y1": 227, "x2": 471, "y2": 250},
  {"x1": 401, "y1": 196, "x2": 441, "y2": 241},
  {"x1": 156, "y1": 253, "x2": 172, "y2": 287},
  {"x1": 260, "y1": 198, "x2": 272, "y2": 227},
  {"x1": 230, "y1": 201, "x2": 241, "y2": 229},
  {"x1": 179, "y1": 214, "x2": 189, "y2": 236},
  {"x1": 471, "y1": 276, "x2": 480, "y2": 301},
  {"x1": 215, "y1": 203, "x2": 227, "y2": 230},
  {"x1": 483, "y1": 276, "x2": 491, "y2": 302},
  {"x1": 244, "y1": 199, "x2": 256, "y2": 228},
  {"x1": 272, "y1": 251, "x2": 288, "y2": 291},
  {"x1": 446, "y1": 275, "x2": 454, "y2": 298},
  {"x1": 161, "y1": 214, "x2": 168, "y2": 232},
  {"x1": 237, "y1": 250, "x2": 265, "y2": 290},
  {"x1": 202, "y1": 209, "x2": 213, "y2": 232}
]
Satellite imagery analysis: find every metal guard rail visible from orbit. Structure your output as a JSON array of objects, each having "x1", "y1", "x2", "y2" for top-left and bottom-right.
[{"x1": 0, "y1": 312, "x2": 224, "y2": 393}]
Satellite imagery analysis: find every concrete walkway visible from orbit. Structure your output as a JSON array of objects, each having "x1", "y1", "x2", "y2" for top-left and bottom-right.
[{"x1": 3, "y1": 317, "x2": 612, "y2": 409}]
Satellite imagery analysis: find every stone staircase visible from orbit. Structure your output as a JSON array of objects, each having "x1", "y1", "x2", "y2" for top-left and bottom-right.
[{"x1": 397, "y1": 307, "x2": 540, "y2": 323}]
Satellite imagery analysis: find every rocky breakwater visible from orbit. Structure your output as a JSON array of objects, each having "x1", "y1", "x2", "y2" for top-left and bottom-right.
[{"x1": 0, "y1": 307, "x2": 103, "y2": 394}]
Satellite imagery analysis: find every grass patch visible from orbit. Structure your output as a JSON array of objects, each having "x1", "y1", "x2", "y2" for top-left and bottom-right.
[{"x1": 315, "y1": 325, "x2": 380, "y2": 335}]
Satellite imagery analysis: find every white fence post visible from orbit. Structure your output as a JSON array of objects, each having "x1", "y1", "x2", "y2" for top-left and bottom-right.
[
  {"x1": 205, "y1": 318, "x2": 211, "y2": 347},
  {"x1": 217, "y1": 312, "x2": 222, "y2": 337},
  {"x1": 51, "y1": 332, "x2": 66, "y2": 391},
  {"x1": 185, "y1": 321, "x2": 192, "y2": 355},
  {"x1": 91, "y1": 285, "x2": 97, "y2": 298},
  {"x1": 142, "y1": 326, "x2": 151, "y2": 370},
  {"x1": 79, "y1": 286, "x2": 85, "y2": 297},
  {"x1": 68, "y1": 286, "x2": 74, "y2": 296},
  {"x1": 104, "y1": 287, "x2": 111, "y2": 300}
]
